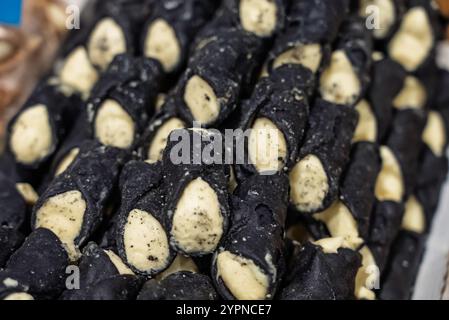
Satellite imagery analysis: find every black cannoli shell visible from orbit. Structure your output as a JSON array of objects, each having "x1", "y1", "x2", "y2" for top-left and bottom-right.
[
  {"x1": 386, "y1": 109, "x2": 427, "y2": 197},
  {"x1": 60, "y1": 242, "x2": 141, "y2": 300},
  {"x1": 212, "y1": 174, "x2": 289, "y2": 300},
  {"x1": 40, "y1": 111, "x2": 91, "y2": 192},
  {"x1": 335, "y1": 15, "x2": 373, "y2": 98},
  {"x1": 203, "y1": 0, "x2": 287, "y2": 38},
  {"x1": 163, "y1": 130, "x2": 231, "y2": 256},
  {"x1": 368, "y1": 58, "x2": 407, "y2": 143},
  {"x1": 298, "y1": 99, "x2": 359, "y2": 214},
  {"x1": 0, "y1": 172, "x2": 27, "y2": 230},
  {"x1": 340, "y1": 142, "x2": 381, "y2": 239},
  {"x1": 137, "y1": 271, "x2": 218, "y2": 300},
  {"x1": 287, "y1": 0, "x2": 349, "y2": 45},
  {"x1": 138, "y1": 96, "x2": 183, "y2": 161},
  {"x1": 31, "y1": 141, "x2": 127, "y2": 250},
  {"x1": 175, "y1": 67, "x2": 239, "y2": 127},
  {"x1": 0, "y1": 227, "x2": 24, "y2": 268},
  {"x1": 279, "y1": 242, "x2": 361, "y2": 300},
  {"x1": 6, "y1": 84, "x2": 77, "y2": 184},
  {"x1": 74, "y1": 242, "x2": 126, "y2": 289},
  {"x1": 367, "y1": 201, "x2": 405, "y2": 273},
  {"x1": 415, "y1": 147, "x2": 448, "y2": 224},
  {"x1": 116, "y1": 173, "x2": 176, "y2": 276},
  {"x1": 236, "y1": 65, "x2": 311, "y2": 179},
  {"x1": 86, "y1": 11, "x2": 137, "y2": 69},
  {"x1": 379, "y1": 230, "x2": 425, "y2": 300},
  {"x1": 140, "y1": 0, "x2": 218, "y2": 75},
  {"x1": 89, "y1": 54, "x2": 163, "y2": 131},
  {"x1": 2, "y1": 228, "x2": 69, "y2": 299},
  {"x1": 62, "y1": 275, "x2": 142, "y2": 301}
]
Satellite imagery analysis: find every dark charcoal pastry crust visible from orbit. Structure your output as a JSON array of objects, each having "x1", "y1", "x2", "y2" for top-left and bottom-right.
[
  {"x1": 386, "y1": 109, "x2": 427, "y2": 198},
  {"x1": 379, "y1": 230, "x2": 425, "y2": 300},
  {"x1": 235, "y1": 65, "x2": 312, "y2": 179},
  {"x1": 60, "y1": 242, "x2": 141, "y2": 300},
  {"x1": 0, "y1": 228, "x2": 69, "y2": 299},
  {"x1": 32, "y1": 141, "x2": 127, "y2": 250},
  {"x1": 368, "y1": 58, "x2": 407, "y2": 142},
  {"x1": 368, "y1": 201, "x2": 405, "y2": 273},
  {"x1": 115, "y1": 161, "x2": 176, "y2": 276},
  {"x1": 212, "y1": 174, "x2": 289, "y2": 300},
  {"x1": 0, "y1": 172, "x2": 27, "y2": 230},
  {"x1": 163, "y1": 129, "x2": 231, "y2": 256},
  {"x1": 340, "y1": 142, "x2": 382, "y2": 239},
  {"x1": 296, "y1": 99, "x2": 359, "y2": 214},
  {"x1": 140, "y1": 0, "x2": 218, "y2": 76},
  {"x1": 137, "y1": 271, "x2": 218, "y2": 300},
  {"x1": 279, "y1": 242, "x2": 361, "y2": 300}
]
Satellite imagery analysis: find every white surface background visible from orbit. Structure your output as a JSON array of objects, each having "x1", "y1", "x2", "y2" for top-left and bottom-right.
[{"x1": 413, "y1": 161, "x2": 449, "y2": 300}]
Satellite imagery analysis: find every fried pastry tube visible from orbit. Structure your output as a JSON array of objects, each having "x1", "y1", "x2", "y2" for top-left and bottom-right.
[
  {"x1": 212, "y1": 174, "x2": 289, "y2": 300},
  {"x1": 289, "y1": 99, "x2": 358, "y2": 214},
  {"x1": 61, "y1": 242, "x2": 140, "y2": 300},
  {"x1": 0, "y1": 228, "x2": 69, "y2": 300},
  {"x1": 32, "y1": 141, "x2": 127, "y2": 261},
  {"x1": 162, "y1": 129, "x2": 231, "y2": 257},
  {"x1": 279, "y1": 239, "x2": 361, "y2": 300},
  {"x1": 265, "y1": 0, "x2": 350, "y2": 75}
]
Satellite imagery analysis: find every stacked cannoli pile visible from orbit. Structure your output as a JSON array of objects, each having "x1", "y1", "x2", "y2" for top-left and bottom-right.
[{"x1": 0, "y1": 0, "x2": 448, "y2": 300}]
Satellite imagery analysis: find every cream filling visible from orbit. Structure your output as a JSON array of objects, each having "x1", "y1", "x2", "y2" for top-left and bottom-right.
[
  {"x1": 59, "y1": 47, "x2": 99, "y2": 97},
  {"x1": 88, "y1": 18, "x2": 127, "y2": 71},
  {"x1": 313, "y1": 237, "x2": 348, "y2": 254},
  {"x1": 315, "y1": 201, "x2": 364, "y2": 250},
  {"x1": 155, "y1": 254, "x2": 198, "y2": 280},
  {"x1": 171, "y1": 178, "x2": 223, "y2": 254},
  {"x1": 55, "y1": 148, "x2": 80, "y2": 176},
  {"x1": 320, "y1": 50, "x2": 361, "y2": 105},
  {"x1": 35, "y1": 190, "x2": 86, "y2": 261},
  {"x1": 388, "y1": 7, "x2": 434, "y2": 72},
  {"x1": 355, "y1": 246, "x2": 379, "y2": 300},
  {"x1": 360, "y1": 0, "x2": 396, "y2": 39},
  {"x1": 248, "y1": 117, "x2": 287, "y2": 173},
  {"x1": 147, "y1": 117, "x2": 186, "y2": 162},
  {"x1": 393, "y1": 76, "x2": 427, "y2": 110},
  {"x1": 273, "y1": 44, "x2": 322, "y2": 73},
  {"x1": 123, "y1": 209, "x2": 170, "y2": 273},
  {"x1": 353, "y1": 100, "x2": 377, "y2": 143},
  {"x1": 3, "y1": 293, "x2": 34, "y2": 301},
  {"x1": 289, "y1": 155, "x2": 329, "y2": 213},
  {"x1": 216, "y1": 251, "x2": 269, "y2": 300},
  {"x1": 95, "y1": 99, "x2": 135, "y2": 149},
  {"x1": 402, "y1": 196, "x2": 426, "y2": 234},
  {"x1": 104, "y1": 250, "x2": 135, "y2": 276},
  {"x1": 375, "y1": 146, "x2": 404, "y2": 202},
  {"x1": 423, "y1": 111, "x2": 447, "y2": 157},
  {"x1": 239, "y1": 0, "x2": 278, "y2": 37},
  {"x1": 10, "y1": 105, "x2": 53, "y2": 165},
  {"x1": 144, "y1": 19, "x2": 181, "y2": 73},
  {"x1": 184, "y1": 75, "x2": 220, "y2": 125},
  {"x1": 15, "y1": 183, "x2": 39, "y2": 206}
]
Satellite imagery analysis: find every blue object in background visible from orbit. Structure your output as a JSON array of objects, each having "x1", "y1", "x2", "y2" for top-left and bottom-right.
[{"x1": 0, "y1": 0, "x2": 23, "y2": 26}]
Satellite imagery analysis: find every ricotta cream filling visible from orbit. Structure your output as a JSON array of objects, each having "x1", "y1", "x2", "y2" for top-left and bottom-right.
[
  {"x1": 171, "y1": 178, "x2": 223, "y2": 254},
  {"x1": 248, "y1": 117, "x2": 287, "y2": 173},
  {"x1": 124, "y1": 209, "x2": 170, "y2": 273},
  {"x1": 35, "y1": 190, "x2": 86, "y2": 261},
  {"x1": 289, "y1": 155, "x2": 329, "y2": 213},
  {"x1": 216, "y1": 251, "x2": 269, "y2": 300},
  {"x1": 10, "y1": 105, "x2": 53, "y2": 165}
]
